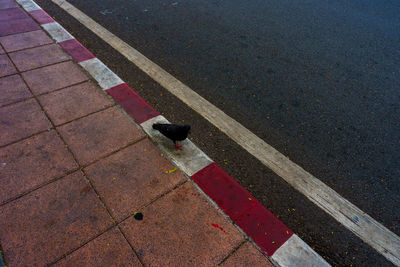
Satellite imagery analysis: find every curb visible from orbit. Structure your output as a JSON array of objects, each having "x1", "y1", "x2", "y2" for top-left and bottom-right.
[{"x1": 16, "y1": 0, "x2": 330, "y2": 265}]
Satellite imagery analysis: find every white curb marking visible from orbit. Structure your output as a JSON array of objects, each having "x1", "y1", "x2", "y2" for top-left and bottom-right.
[
  {"x1": 79, "y1": 58, "x2": 123, "y2": 90},
  {"x1": 42, "y1": 22, "x2": 74, "y2": 43},
  {"x1": 16, "y1": 0, "x2": 40, "y2": 11},
  {"x1": 271, "y1": 235, "x2": 330, "y2": 267},
  {"x1": 141, "y1": 115, "x2": 213, "y2": 177},
  {"x1": 36, "y1": 0, "x2": 400, "y2": 265}
]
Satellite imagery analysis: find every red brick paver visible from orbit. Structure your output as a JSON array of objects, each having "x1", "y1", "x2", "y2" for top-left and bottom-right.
[
  {"x1": 22, "y1": 61, "x2": 89, "y2": 95},
  {"x1": 0, "y1": 98, "x2": 51, "y2": 146},
  {"x1": 0, "y1": 171, "x2": 113, "y2": 266},
  {"x1": 0, "y1": 0, "x2": 18, "y2": 9},
  {"x1": 58, "y1": 106, "x2": 145, "y2": 166},
  {"x1": 85, "y1": 139, "x2": 186, "y2": 221},
  {"x1": 0, "y1": 7, "x2": 28, "y2": 21},
  {"x1": 0, "y1": 130, "x2": 77, "y2": 204},
  {"x1": 0, "y1": 17, "x2": 40, "y2": 37},
  {"x1": 221, "y1": 242, "x2": 274, "y2": 267},
  {"x1": 54, "y1": 227, "x2": 141, "y2": 266},
  {"x1": 9, "y1": 43, "x2": 70, "y2": 72},
  {"x1": 0, "y1": 74, "x2": 32, "y2": 106},
  {"x1": 120, "y1": 182, "x2": 244, "y2": 266},
  {"x1": 38, "y1": 81, "x2": 113, "y2": 125},
  {"x1": 0, "y1": 30, "x2": 53, "y2": 52},
  {"x1": 0, "y1": 54, "x2": 17, "y2": 77}
]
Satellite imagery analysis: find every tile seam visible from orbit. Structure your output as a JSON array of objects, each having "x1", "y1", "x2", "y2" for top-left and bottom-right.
[{"x1": 0, "y1": 41, "x2": 55, "y2": 55}]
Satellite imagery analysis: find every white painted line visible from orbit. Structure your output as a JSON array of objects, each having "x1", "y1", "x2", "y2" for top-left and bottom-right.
[
  {"x1": 79, "y1": 58, "x2": 124, "y2": 90},
  {"x1": 50, "y1": 0, "x2": 400, "y2": 265},
  {"x1": 141, "y1": 115, "x2": 213, "y2": 177},
  {"x1": 271, "y1": 235, "x2": 330, "y2": 267},
  {"x1": 17, "y1": 0, "x2": 40, "y2": 11},
  {"x1": 42, "y1": 22, "x2": 74, "y2": 43}
]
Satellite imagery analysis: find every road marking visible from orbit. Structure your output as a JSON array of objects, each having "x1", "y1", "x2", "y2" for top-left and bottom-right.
[{"x1": 51, "y1": 0, "x2": 400, "y2": 264}]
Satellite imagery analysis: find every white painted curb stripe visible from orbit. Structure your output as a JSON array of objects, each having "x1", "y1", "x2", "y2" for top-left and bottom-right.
[
  {"x1": 48, "y1": 0, "x2": 400, "y2": 265},
  {"x1": 42, "y1": 22, "x2": 74, "y2": 43},
  {"x1": 79, "y1": 58, "x2": 124, "y2": 90},
  {"x1": 16, "y1": 0, "x2": 40, "y2": 11},
  {"x1": 141, "y1": 115, "x2": 213, "y2": 177},
  {"x1": 271, "y1": 235, "x2": 330, "y2": 267}
]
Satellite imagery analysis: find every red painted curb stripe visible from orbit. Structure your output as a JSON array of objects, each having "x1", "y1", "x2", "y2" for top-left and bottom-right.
[
  {"x1": 192, "y1": 162, "x2": 293, "y2": 256},
  {"x1": 29, "y1": 9, "x2": 54, "y2": 25},
  {"x1": 59, "y1": 39, "x2": 95, "y2": 63},
  {"x1": 106, "y1": 83, "x2": 161, "y2": 124}
]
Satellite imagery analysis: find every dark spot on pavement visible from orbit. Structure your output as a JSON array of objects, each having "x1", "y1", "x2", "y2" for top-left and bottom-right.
[{"x1": 134, "y1": 212, "x2": 143, "y2": 220}]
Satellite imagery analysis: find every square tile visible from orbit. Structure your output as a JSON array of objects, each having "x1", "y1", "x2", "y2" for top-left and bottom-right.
[
  {"x1": 9, "y1": 43, "x2": 70, "y2": 71},
  {"x1": 38, "y1": 81, "x2": 113, "y2": 125},
  {"x1": 0, "y1": 30, "x2": 53, "y2": 52},
  {"x1": 54, "y1": 227, "x2": 141, "y2": 266},
  {"x1": 0, "y1": 98, "x2": 51, "y2": 146},
  {"x1": 0, "y1": 74, "x2": 32, "y2": 106},
  {"x1": 22, "y1": 61, "x2": 89, "y2": 95},
  {"x1": 0, "y1": 8, "x2": 29, "y2": 22},
  {"x1": 120, "y1": 182, "x2": 244, "y2": 266},
  {"x1": 0, "y1": 130, "x2": 78, "y2": 204},
  {"x1": 58, "y1": 107, "x2": 145, "y2": 166},
  {"x1": 221, "y1": 242, "x2": 273, "y2": 267},
  {"x1": 0, "y1": 171, "x2": 113, "y2": 266},
  {"x1": 85, "y1": 139, "x2": 186, "y2": 221},
  {"x1": 0, "y1": 54, "x2": 17, "y2": 77},
  {"x1": 0, "y1": 0, "x2": 18, "y2": 9},
  {"x1": 0, "y1": 18, "x2": 40, "y2": 37}
]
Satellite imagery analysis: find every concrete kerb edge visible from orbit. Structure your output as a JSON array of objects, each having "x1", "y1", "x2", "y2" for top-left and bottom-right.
[{"x1": 17, "y1": 0, "x2": 330, "y2": 266}]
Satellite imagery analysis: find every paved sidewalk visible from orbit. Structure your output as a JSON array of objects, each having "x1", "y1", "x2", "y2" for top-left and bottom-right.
[{"x1": 0, "y1": 1, "x2": 274, "y2": 266}]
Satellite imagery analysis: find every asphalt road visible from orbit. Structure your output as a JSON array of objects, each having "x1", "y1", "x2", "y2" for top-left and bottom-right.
[{"x1": 35, "y1": 0, "x2": 399, "y2": 265}]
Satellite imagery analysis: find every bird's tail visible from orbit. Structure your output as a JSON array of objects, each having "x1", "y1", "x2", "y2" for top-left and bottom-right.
[{"x1": 152, "y1": 123, "x2": 162, "y2": 130}]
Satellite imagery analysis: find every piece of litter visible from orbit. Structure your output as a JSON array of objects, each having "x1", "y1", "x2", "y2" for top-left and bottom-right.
[
  {"x1": 1, "y1": 163, "x2": 6, "y2": 168},
  {"x1": 172, "y1": 2, "x2": 178, "y2": 6},
  {"x1": 164, "y1": 167, "x2": 177, "y2": 173}
]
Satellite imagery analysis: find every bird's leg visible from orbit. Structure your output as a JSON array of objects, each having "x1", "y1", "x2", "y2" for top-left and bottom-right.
[{"x1": 174, "y1": 141, "x2": 181, "y2": 150}]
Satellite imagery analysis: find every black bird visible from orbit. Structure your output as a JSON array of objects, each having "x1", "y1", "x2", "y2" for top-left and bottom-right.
[{"x1": 152, "y1": 123, "x2": 191, "y2": 150}]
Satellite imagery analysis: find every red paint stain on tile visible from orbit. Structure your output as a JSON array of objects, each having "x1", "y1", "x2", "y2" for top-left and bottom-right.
[{"x1": 211, "y1": 223, "x2": 226, "y2": 233}]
